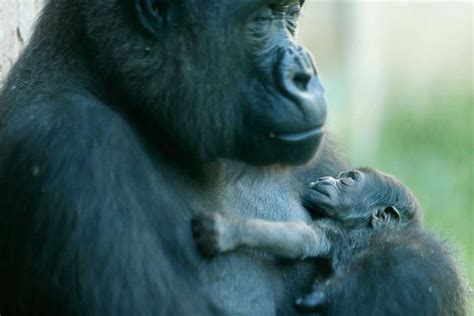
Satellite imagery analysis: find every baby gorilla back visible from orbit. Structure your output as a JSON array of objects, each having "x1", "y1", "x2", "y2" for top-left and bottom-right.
[{"x1": 315, "y1": 228, "x2": 468, "y2": 316}]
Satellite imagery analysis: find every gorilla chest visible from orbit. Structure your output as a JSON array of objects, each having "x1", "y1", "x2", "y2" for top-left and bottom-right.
[{"x1": 189, "y1": 173, "x2": 315, "y2": 315}]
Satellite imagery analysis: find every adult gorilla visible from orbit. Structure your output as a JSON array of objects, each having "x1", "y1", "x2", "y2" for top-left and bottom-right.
[{"x1": 0, "y1": 0, "x2": 346, "y2": 314}]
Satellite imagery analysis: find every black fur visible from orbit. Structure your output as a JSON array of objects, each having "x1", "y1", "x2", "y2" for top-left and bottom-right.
[
  {"x1": 0, "y1": 0, "x2": 345, "y2": 315},
  {"x1": 301, "y1": 226, "x2": 470, "y2": 315},
  {"x1": 297, "y1": 168, "x2": 470, "y2": 315}
]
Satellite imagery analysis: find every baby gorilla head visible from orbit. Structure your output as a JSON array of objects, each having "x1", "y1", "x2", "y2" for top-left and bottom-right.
[{"x1": 304, "y1": 167, "x2": 423, "y2": 229}]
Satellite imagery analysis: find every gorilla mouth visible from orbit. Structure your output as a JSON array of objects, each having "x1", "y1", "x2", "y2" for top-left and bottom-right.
[
  {"x1": 274, "y1": 126, "x2": 324, "y2": 143},
  {"x1": 275, "y1": 127, "x2": 324, "y2": 142}
]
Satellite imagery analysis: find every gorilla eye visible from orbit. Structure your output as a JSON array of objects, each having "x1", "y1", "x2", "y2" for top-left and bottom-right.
[
  {"x1": 285, "y1": 4, "x2": 301, "y2": 36},
  {"x1": 287, "y1": 3, "x2": 301, "y2": 17},
  {"x1": 254, "y1": 7, "x2": 274, "y2": 23}
]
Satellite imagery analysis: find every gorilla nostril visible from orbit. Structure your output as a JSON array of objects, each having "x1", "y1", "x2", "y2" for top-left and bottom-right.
[
  {"x1": 275, "y1": 45, "x2": 327, "y2": 127},
  {"x1": 277, "y1": 46, "x2": 318, "y2": 98},
  {"x1": 293, "y1": 73, "x2": 311, "y2": 91}
]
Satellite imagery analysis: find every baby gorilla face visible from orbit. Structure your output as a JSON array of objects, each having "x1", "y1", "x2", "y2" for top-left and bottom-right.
[
  {"x1": 308, "y1": 170, "x2": 366, "y2": 221},
  {"x1": 305, "y1": 168, "x2": 403, "y2": 229}
]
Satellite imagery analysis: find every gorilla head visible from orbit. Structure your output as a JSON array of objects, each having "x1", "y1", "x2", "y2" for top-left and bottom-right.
[{"x1": 81, "y1": 0, "x2": 327, "y2": 165}]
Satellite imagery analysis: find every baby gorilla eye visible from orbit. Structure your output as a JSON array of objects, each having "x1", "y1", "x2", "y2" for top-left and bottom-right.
[
  {"x1": 339, "y1": 171, "x2": 360, "y2": 185},
  {"x1": 340, "y1": 178, "x2": 354, "y2": 186},
  {"x1": 348, "y1": 171, "x2": 360, "y2": 180}
]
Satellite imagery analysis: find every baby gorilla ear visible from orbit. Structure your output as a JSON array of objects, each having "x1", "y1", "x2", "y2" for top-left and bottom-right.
[{"x1": 371, "y1": 206, "x2": 401, "y2": 229}]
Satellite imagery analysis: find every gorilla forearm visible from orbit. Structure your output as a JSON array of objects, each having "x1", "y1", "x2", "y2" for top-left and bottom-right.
[{"x1": 193, "y1": 213, "x2": 331, "y2": 260}]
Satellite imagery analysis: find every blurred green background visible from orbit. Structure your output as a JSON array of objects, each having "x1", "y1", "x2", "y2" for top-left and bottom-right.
[{"x1": 300, "y1": 1, "x2": 473, "y2": 292}]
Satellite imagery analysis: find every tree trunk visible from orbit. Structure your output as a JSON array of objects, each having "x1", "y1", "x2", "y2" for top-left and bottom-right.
[{"x1": 0, "y1": 0, "x2": 44, "y2": 86}]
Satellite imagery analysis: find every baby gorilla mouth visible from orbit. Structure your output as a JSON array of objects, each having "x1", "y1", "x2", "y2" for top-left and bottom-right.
[
  {"x1": 312, "y1": 186, "x2": 331, "y2": 198},
  {"x1": 303, "y1": 178, "x2": 339, "y2": 218},
  {"x1": 310, "y1": 177, "x2": 336, "y2": 198}
]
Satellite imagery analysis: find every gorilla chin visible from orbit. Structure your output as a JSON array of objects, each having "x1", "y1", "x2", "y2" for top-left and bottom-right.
[
  {"x1": 271, "y1": 128, "x2": 325, "y2": 165},
  {"x1": 238, "y1": 124, "x2": 325, "y2": 166}
]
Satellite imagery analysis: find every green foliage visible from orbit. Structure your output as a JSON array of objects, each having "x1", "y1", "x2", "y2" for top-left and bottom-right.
[{"x1": 340, "y1": 84, "x2": 473, "y2": 290}]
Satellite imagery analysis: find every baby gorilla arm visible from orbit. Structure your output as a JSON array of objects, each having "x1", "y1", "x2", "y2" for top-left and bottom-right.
[{"x1": 192, "y1": 213, "x2": 330, "y2": 260}]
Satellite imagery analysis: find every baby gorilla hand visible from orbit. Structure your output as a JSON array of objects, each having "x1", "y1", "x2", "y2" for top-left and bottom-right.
[{"x1": 192, "y1": 212, "x2": 236, "y2": 258}]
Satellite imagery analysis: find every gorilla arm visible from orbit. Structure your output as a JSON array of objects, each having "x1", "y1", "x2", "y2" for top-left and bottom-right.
[{"x1": 192, "y1": 212, "x2": 331, "y2": 260}]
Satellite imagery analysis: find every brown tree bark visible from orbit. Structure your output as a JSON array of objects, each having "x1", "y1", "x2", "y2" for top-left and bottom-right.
[{"x1": 0, "y1": 0, "x2": 45, "y2": 86}]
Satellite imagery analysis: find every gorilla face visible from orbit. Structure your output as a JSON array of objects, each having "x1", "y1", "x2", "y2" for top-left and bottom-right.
[
  {"x1": 84, "y1": 0, "x2": 326, "y2": 165},
  {"x1": 240, "y1": 1, "x2": 327, "y2": 165}
]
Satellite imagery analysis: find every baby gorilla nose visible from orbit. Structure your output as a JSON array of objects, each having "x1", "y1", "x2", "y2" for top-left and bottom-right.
[{"x1": 310, "y1": 176, "x2": 336, "y2": 188}]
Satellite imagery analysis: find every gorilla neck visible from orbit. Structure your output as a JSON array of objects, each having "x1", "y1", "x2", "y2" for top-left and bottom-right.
[
  {"x1": 181, "y1": 159, "x2": 309, "y2": 222},
  {"x1": 206, "y1": 159, "x2": 296, "y2": 183}
]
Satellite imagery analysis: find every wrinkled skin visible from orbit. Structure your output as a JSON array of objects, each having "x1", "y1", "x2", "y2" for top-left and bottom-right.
[{"x1": 0, "y1": 0, "x2": 346, "y2": 315}]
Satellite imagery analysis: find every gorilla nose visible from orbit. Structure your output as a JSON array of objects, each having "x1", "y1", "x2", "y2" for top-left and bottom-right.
[
  {"x1": 289, "y1": 47, "x2": 314, "y2": 91},
  {"x1": 277, "y1": 46, "x2": 327, "y2": 125}
]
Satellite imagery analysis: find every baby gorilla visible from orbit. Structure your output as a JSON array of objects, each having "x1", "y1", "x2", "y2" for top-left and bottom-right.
[{"x1": 192, "y1": 167, "x2": 469, "y2": 315}]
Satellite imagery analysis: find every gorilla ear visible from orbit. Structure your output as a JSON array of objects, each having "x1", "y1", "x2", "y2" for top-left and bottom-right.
[
  {"x1": 135, "y1": 0, "x2": 170, "y2": 35},
  {"x1": 371, "y1": 206, "x2": 401, "y2": 229}
]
